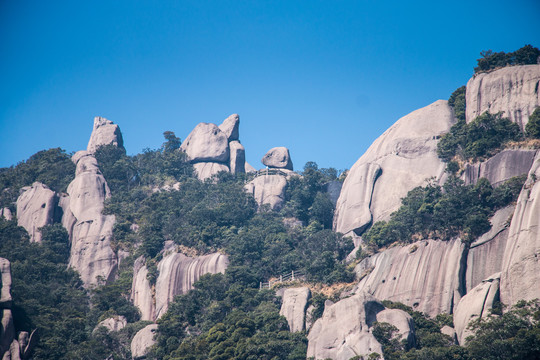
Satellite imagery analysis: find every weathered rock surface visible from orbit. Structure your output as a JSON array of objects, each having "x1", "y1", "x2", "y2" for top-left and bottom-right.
[
  {"x1": 262, "y1": 147, "x2": 293, "y2": 170},
  {"x1": 131, "y1": 258, "x2": 155, "y2": 321},
  {"x1": 307, "y1": 292, "x2": 384, "y2": 360},
  {"x1": 244, "y1": 174, "x2": 288, "y2": 210},
  {"x1": 441, "y1": 325, "x2": 457, "y2": 343},
  {"x1": 466, "y1": 206, "x2": 514, "y2": 291},
  {"x1": 95, "y1": 316, "x2": 127, "y2": 333},
  {"x1": 462, "y1": 149, "x2": 537, "y2": 187},
  {"x1": 229, "y1": 141, "x2": 245, "y2": 174},
  {"x1": 16, "y1": 182, "x2": 59, "y2": 243},
  {"x1": 87, "y1": 116, "x2": 124, "y2": 154},
  {"x1": 245, "y1": 162, "x2": 256, "y2": 173},
  {"x1": 193, "y1": 162, "x2": 229, "y2": 181},
  {"x1": 466, "y1": 64, "x2": 540, "y2": 129},
  {"x1": 180, "y1": 123, "x2": 229, "y2": 163},
  {"x1": 65, "y1": 154, "x2": 117, "y2": 287},
  {"x1": 501, "y1": 152, "x2": 540, "y2": 305},
  {"x1": 131, "y1": 324, "x2": 158, "y2": 360},
  {"x1": 154, "y1": 252, "x2": 228, "y2": 319},
  {"x1": 0, "y1": 208, "x2": 12, "y2": 221},
  {"x1": 354, "y1": 238, "x2": 464, "y2": 317},
  {"x1": 334, "y1": 100, "x2": 454, "y2": 235},
  {"x1": 218, "y1": 114, "x2": 240, "y2": 141},
  {"x1": 376, "y1": 308, "x2": 416, "y2": 349},
  {"x1": 279, "y1": 287, "x2": 311, "y2": 332},
  {"x1": 325, "y1": 181, "x2": 343, "y2": 206},
  {"x1": 0, "y1": 259, "x2": 12, "y2": 309},
  {"x1": 454, "y1": 273, "x2": 500, "y2": 345}
]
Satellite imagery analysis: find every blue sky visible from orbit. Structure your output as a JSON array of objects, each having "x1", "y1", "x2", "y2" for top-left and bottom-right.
[{"x1": 1, "y1": 0, "x2": 539, "y2": 171}]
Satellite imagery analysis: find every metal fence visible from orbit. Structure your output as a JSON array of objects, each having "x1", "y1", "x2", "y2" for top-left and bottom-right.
[{"x1": 259, "y1": 270, "x2": 305, "y2": 289}]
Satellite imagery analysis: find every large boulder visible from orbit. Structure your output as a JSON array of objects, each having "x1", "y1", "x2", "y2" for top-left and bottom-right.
[
  {"x1": 87, "y1": 116, "x2": 124, "y2": 154},
  {"x1": 376, "y1": 308, "x2": 416, "y2": 349},
  {"x1": 65, "y1": 153, "x2": 117, "y2": 287},
  {"x1": 229, "y1": 141, "x2": 246, "y2": 174},
  {"x1": 454, "y1": 273, "x2": 500, "y2": 345},
  {"x1": 501, "y1": 152, "x2": 540, "y2": 305},
  {"x1": 180, "y1": 123, "x2": 230, "y2": 163},
  {"x1": 131, "y1": 257, "x2": 155, "y2": 321},
  {"x1": 279, "y1": 287, "x2": 311, "y2": 332},
  {"x1": 334, "y1": 100, "x2": 454, "y2": 235},
  {"x1": 462, "y1": 149, "x2": 537, "y2": 187},
  {"x1": 16, "y1": 182, "x2": 59, "y2": 243},
  {"x1": 0, "y1": 208, "x2": 12, "y2": 221},
  {"x1": 219, "y1": 114, "x2": 240, "y2": 141},
  {"x1": 193, "y1": 162, "x2": 230, "y2": 181},
  {"x1": 354, "y1": 238, "x2": 464, "y2": 317},
  {"x1": 0, "y1": 259, "x2": 12, "y2": 309},
  {"x1": 95, "y1": 316, "x2": 127, "y2": 333},
  {"x1": 131, "y1": 324, "x2": 158, "y2": 360},
  {"x1": 466, "y1": 64, "x2": 540, "y2": 129},
  {"x1": 244, "y1": 174, "x2": 288, "y2": 210},
  {"x1": 307, "y1": 292, "x2": 384, "y2": 360},
  {"x1": 262, "y1": 147, "x2": 293, "y2": 170}
]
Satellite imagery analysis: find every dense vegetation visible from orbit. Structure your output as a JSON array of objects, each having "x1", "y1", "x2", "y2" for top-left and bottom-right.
[
  {"x1": 474, "y1": 44, "x2": 540, "y2": 74},
  {"x1": 525, "y1": 107, "x2": 540, "y2": 139}
]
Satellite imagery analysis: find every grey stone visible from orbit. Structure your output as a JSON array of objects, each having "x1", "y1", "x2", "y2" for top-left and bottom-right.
[
  {"x1": 95, "y1": 316, "x2": 127, "y2": 333},
  {"x1": 462, "y1": 149, "x2": 537, "y2": 187},
  {"x1": 245, "y1": 162, "x2": 256, "y2": 173},
  {"x1": 325, "y1": 181, "x2": 343, "y2": 206},
  {"x1": 229, "y1": 141, "x2": 245, "y2": 174},
  {"x1": 218, "y1": 114, "x2": 240, "y2": 141},
  {"x1": 244, "y1": 174, "x2": 287, "y2": 210},
  {"x1": 279, "y1": 287, "x2": 311, "y2": 332},
  {"x1": 87, "y1": 116, "x2": 124, "y2": 154},
  {"x1": 334, "y1": 100, "x2": 454, "y2": 235},
  {"x1": 262, "y1": 147, "x2": 293, "y2": 170},
  {"x1": 180, "y1": 123, "x2": 229, "y2": 163},
  {"x1": 0, "y1": 259, "x2": 12, "y2": 307},
  {"x1": 0, "y1": 208, "x2": 12, "y2": 221},
  {"x1": 131, "y1": 257, "x2": 155, "y2": 321},
  {"x1": 466, "y1": 64, "x2": 540, "y2": 130},
  {"x1": 16, "y1": 182, "x2": 58, "y2": 243},
  {"x1": 440, "y1": 325, "x2": 457, "y2": 343},
  {"x1": 192, "y1": 162, "x2": 229, "y2": 181},
  {"x1": 131, "y1": 324, "x2": 158, "y2": 360},
  {"x1": 376, "y1": 309, "x2": 416, "y2": 349}
]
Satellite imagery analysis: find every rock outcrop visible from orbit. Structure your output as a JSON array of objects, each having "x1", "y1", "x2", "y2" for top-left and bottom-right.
[
  {"x1": 354, "y1": 238, "x2": 464, "y2": 317},
  {"x1": 180, "y1": 123, "x2": 230, "y2": 163},
  {"x1": 501, "y1": 152, "x2": 540, "y2": 305},
  {"x1": 87, "y1": 116, "x2": 124, "y2": 154},
  {"x1": 193, "y1": 162, "x2": 230, "y2": 181},
  {"x1": 376, "y1": 308, "x2": 416, "y2": 349},
  {"x1": 0, "y1": 208, "x2": 12, "y2": 221},
  {"x1": 454, "y1": 273, "x2": 500, "y2": 345},
  {"x1": 279, "y1": 287, "x2": 311, "y2": 332},
  {"x1": 465, "y1": 64, "x2": 540, "y2": 129},
  {"x1": 462, "y1": 149, "x2": 537, "y2": 187},
  {"x1": 95, "y1": 316, "x2": 127, "y2": 333},
  {"x1": 262, "y1": 147, "x2": 293, "y2": 170},
  {"x1": 334, "y1": 100, "x2": 455, "y2": 235},
  {"x1": 307, "y1": 292, "x2": 385, "y2": 360},
  {"x1": 132, "y1": 251, "x2": 229, "y2": 321},
  {"x1": 245, "y1": 173, "x2": 288, "y2": 210},
  {"x1": 65, "y1": 152, "x2": 118, "y2": 287},
  {"x1": 131, "y1": 324, "x2": 158, "y2": 360},
  {"x1": 16, "y1": 182, "x2": 59, "y2": 242},
  {"x1": 218, "y1": 114, "x2": 240, "y2": 141},
  {"x1": 229, "y1": 141, "x2": 246, "y2": 174}
]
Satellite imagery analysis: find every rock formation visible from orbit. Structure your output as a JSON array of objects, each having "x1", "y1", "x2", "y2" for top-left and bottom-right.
[
  {"x1": 454, "y1": 273, "x2": 500, "y2": 345},
  {"x1": 218, "y1": 113, "x2": 240, "y2": 141},
  {"x1": 262, "y1": 147, "x2": 293, "y2": 170},
  {"x1": 376, "y1": 308, "x2": 416, "y2": 349},
  {"x1": 307, "y1": 292, "x2": 385, "y2": 360},
  {"x1": 334, "y1": 100, "x2": 455, "y2": 235},
  {"x1": 279, "y1": 287, "x2": 311, "y2": 332},
  {"x1": 180, "y1": 123, "x2": 230, "y2": 163},
  {"x1": 131, "y1": 324, "x2": 158, "y2": 360},
  {"x1": 354, "y1": 238, "x2": 464, "y2": 317},
  {"x1": 16, "y1": 182, "x2": 59, "y2": 242},
  {"x1": 229, "y1": 141, "x2": 246, "y2": 174},
  {"x1": 245, "y1": 173, "x2": 288, "y2": 210},
  {"x1": 87, "y1": 116, "x2": 124, "y2": 154},
  {"x1": 132, "y1": 251, "x2": 229, "y2": 321},
  {"x1": 95, "y1": 316, "x2": 127, "y2": 333},
  {"x1": 192, "y1": 162, "x2": 230, "y2": 181},
  {"x1": 465, "y1": 64, "x2": 540, "y2": 129},
  {"x1": 0, "y1": 208, "x2": 12, "y2": 221},
  {"x1": 462, "y1": 149, "x2": 537, "y2": 187},
  {"x1": 501, "y1": 152, "x2": 540, "y2": 305}
]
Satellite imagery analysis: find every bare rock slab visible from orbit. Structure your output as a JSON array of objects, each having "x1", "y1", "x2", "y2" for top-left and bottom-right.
[
  {"x1": 262, "y1": 147, "x2": 293, "y2": 170},
  {"x1": 180, "y1": 123, "x2": 230, "y2": 163},
  {"x1": 16, "y1": 182, "x2": 58, "y2": 243},
  {"x1": 245, "y1": 174, "x2": 288, "y2": 210},
  {"x1": 87, "y1": 116, "x2": 124, "y2": 154},
  {"x1": 218, "y1": 114, "x2": 240, "y2": 141},
  {"x1": 131, "y1": 324, "x2": 158, "y2": 360},
  {"x1": 279, "y1": 287, "x2": 311, "y2": 332}
]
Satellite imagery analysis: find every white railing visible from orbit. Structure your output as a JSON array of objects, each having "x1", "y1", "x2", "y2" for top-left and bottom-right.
[{"x1": 259, "y1": 270, "x2": 305, "y2": 289}]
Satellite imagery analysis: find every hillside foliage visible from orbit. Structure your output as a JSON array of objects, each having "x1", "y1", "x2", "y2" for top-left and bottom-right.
[{"x1": 474, "y1": 44, "x2": 540, "y2": 74}]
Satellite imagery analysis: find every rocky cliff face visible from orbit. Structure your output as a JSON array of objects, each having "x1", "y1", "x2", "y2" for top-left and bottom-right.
[
  {"x1": 16, "y1": 182, "x2": 59, "y2": 243},
  {"x1": 466, "y1": 64, "x2": 540, "y2": 129},
  {"x1": 279, "y1": 287, "x2": 311, "y2": 332},
  {"x1": 334, "y1": 100, "x2": 455, "y2": 235}
]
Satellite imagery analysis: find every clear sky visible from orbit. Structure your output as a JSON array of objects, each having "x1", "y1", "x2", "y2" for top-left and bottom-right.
[{"x1": 1, "y1": 0, "x2": 539, "y2": 171}]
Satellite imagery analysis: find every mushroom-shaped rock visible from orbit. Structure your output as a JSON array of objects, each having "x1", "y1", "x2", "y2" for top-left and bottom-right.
[
  {"x1": 376, "y1": 308, "x2": 416, "y2": 349},
  {"x1": 279, "y1": 287, "x2": 311, "y2": 332},
  {"x1": 131, "y1": 324, "x2": 158, "y2": 360},
  {"x1": 16, "y1": 182, "x2": 59, "y2": 243},
  {"x1": 180, "y1": 123, "x2": 230, "y2": 163},
  {"x1": 193, "y1": 162, "x2": 230, "y2": 181},
  {"x1": 354, "y1": 238, "x2": 464, "y2": 317},
  {"x1": 334, "y1": 100, "x2": 454, "y2": 235},
  {"x1": 95, "y1": 316, "x2": 127, "y2": 333},
  {"x1": 218, "y1": 114, "x2": 240, "y2": 141},
  {"x1": 262, "y1": 147, "x2": 293, "y2": 170},
  {"x1": 245, "y1": 174, "x2": 288, "y2": 210},
  {"x1": 307, "y1": 292, "x2": 384, "y2": 360},
  {"x1": 501, "y1": 152, "x2": 540, "y2": 305},
  {"x1": 454, "y1": 273, "x2": 500, "y2": 345},
  {"x1": 229, "y1": 141, "x2": 246, "y2": 174},
  {"x1": 87, "y1": 116, "x2": 124, "y2": 154},
  {"x1": 466, "y1": 64, "x2": 540, "y2": 129}
]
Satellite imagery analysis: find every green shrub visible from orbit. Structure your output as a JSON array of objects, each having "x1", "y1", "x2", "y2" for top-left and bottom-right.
[
  {"x1": 525, "y1": 107, "x2": 540, "y2": 139},
  {"x1": 474, "y1": 45, "x2": 540, "y2": 74}
]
